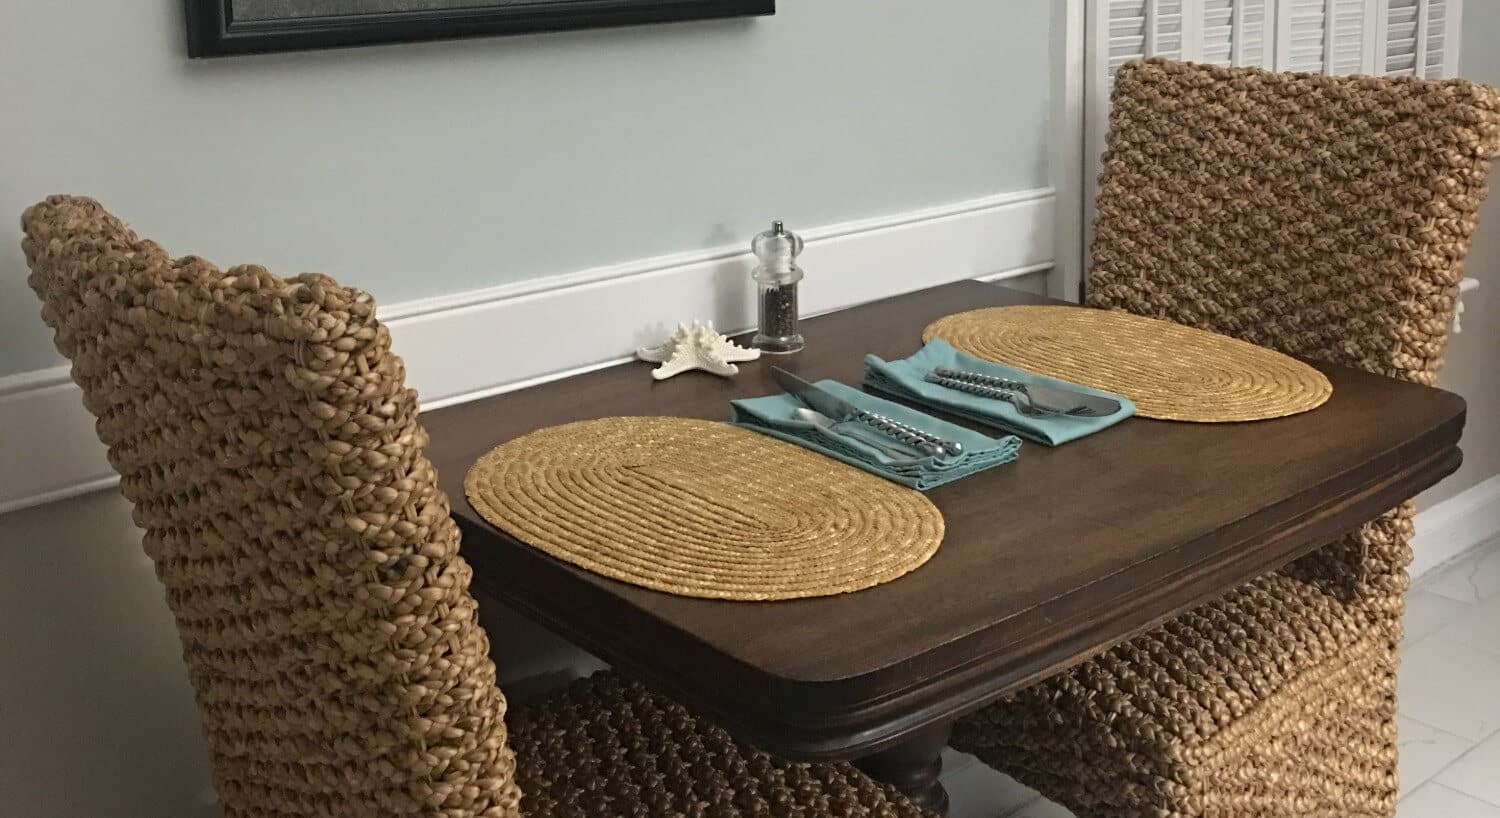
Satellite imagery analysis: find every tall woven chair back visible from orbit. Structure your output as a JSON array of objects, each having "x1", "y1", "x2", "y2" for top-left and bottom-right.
[
  {"x1": 1087, "y1": 60, "x2": 1500, "y2": 605},
  {"x1": 22, "y1": 196, "x2": 523, "y2": 818},
  {"x1": 1089, "y1": 59, "x2": 1500, "y2": 386}
]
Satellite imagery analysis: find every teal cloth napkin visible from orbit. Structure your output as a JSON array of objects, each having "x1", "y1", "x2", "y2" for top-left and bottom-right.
[
  {"x1": 864, "y1": 339, "x2": 1135, "y2": 446},
  {"x1": 731, "y1": 379, "x2": 1021, "y2": 491}
]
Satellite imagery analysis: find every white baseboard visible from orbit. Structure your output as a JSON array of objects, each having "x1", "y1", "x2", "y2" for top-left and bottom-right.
[
  {"x1": 0, "y1": 188, "x2": 1055, "y2": 514},
  {"x1": 1412, "y1": 475, "x2": 1500, "y2": 580}
]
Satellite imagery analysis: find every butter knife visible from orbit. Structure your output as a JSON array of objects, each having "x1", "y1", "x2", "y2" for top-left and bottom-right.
[{"x1": 771, "y1": 367, "x2": 964, "y2": 457}]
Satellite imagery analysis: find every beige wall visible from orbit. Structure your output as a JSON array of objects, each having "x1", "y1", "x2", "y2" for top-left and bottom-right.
[{"x1": 1424, "y1": 7, "x2": 1500, "y2": 506}]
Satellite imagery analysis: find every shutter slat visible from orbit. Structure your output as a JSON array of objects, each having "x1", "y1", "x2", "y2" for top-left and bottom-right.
[
  {"x1": 1281, "y1": 0, "x2": 1328, "y2": 71},
  {"x1": 1107, "y1": 0, "x2": 1149, "y2": 77},
  {"x1": 1097, "y1": 1, "x2": 1458, "y2": 87}
]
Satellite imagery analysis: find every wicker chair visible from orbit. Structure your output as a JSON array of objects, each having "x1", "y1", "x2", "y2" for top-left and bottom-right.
[
  {"x1": 21, "y1": 195, "x2": 934, "y2": 818},
  {"x1": 950, "y1": 59, "x2": 1500, "y2": 818}
]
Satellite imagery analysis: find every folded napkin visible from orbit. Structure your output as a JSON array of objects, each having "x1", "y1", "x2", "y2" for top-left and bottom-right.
[
  {"x1": 731, "y1": 379, "x2": 1020, "y2": 491},
  {"x1": 864, "y1": 339, "x2": 1135, "y2": 446}
]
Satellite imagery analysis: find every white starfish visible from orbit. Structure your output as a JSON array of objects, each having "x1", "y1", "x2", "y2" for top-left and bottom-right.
[{"x1": 636, "y1": 321, "x2": 761, "y2": 380}]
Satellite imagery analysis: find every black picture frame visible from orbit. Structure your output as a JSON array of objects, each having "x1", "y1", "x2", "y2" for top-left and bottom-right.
[{"x1": 184, "y1": 0, "x2": 775, "y2": 57}]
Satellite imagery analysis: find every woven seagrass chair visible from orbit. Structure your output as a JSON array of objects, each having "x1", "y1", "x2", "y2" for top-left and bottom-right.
[
  {"x1": 949, "y1": 59, "x2": 1500, "y2": 818},
  {"x1": 22, "y1": 194, "x2": 935, "y2": 818}
]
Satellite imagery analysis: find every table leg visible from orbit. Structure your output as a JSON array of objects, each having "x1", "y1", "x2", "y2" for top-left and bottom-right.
[{"x1": 854, "y1": 722, "x2": 953, "y2": 816}]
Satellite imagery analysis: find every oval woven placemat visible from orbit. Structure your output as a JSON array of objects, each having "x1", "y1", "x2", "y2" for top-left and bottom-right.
[
  {"x1": 465, "y1": 417, "x2": 945, "y2": 601},
  {"x1": 924, "y1": 306, "x2": 1332, "y2": 422}
]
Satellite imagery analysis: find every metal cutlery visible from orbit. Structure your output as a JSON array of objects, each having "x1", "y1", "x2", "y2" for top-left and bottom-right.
[
  {"x1": 792, "y1": 408, "x2": 926, "y2": 462},
  {"x1": 771, "y1": 367, "x2": 964, "y2": 457},
  {"x1": 924, "y1": 373, "x2": 1061, "y2": 418},
  {"x1": 932, "y1": 367, "x2": 1120, "y2": 417}
]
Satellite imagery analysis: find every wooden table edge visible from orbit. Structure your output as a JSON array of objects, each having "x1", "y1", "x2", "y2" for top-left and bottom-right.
[{"x1": 467, "y1": 411, "x2": 1464, "y2": 760}]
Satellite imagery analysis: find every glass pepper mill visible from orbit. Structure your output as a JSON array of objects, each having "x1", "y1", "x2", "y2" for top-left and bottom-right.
[{"x1": 750, "y1": 220, "x2": 805, "y2": 354}]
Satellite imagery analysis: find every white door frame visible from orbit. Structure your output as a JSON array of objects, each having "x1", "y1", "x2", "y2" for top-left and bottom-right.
[{"x1": 1049, "y1": 0, "x2": 1088, "y2": 303}]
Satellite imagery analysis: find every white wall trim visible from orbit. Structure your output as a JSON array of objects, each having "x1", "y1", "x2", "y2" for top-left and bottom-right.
[
  {"x1": 1446, "y1": 0, "x2": 1464, "y2": 79},
  {"x1": 1412, "y1": 475, "x2": 1500, "y2": 580},
  {"x1": 0, "y1": 188, "x2": 1054, "y2": 514}
]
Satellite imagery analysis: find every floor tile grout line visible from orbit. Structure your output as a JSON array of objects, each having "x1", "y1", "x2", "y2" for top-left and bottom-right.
[
  {"x1": 1399, "y1": 631, "x2": 1439, "y2": 652},
  {"x1": 1460, "y1": 639, "x2": 1500, "y2": 662},
  {"x1": 1423, "y1": 782, "x2": 1500, "y2": 811},
  {"x1": 1426, "y1": 726, "x2": 1500, "y2": 807},
  {"x1": 1414, "y1": 537, "x2": 1500, "y2": 604},
  {"x1": 1422, "y1": 588, "x2": 1489, "y2": 606},
  {"x1": 1415, "y1": 535, "x2": 1500, "y2": 573},
  {"x1": 1395, "y1": 714, "x2": 1478, "y2": 798},
  {"x1": 999, "y1": 794, "x2": 1043, "y2": 817},
  {"x1": 1407, "y1": 616, "x2": 1500, "y2": 662},
  {"x1": 1396, "y1": 723, "x2": 1481, "y2": 803},
  {"x1": 1398, "y1": 711, "x2": 1482, "y2": 742}
]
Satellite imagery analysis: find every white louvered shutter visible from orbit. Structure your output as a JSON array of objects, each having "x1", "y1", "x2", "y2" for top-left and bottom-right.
[
  {"x1": 1269, "y1": 0, "x2": 1461, "y2": 76},
  {"x1": 1377, "y1": 0, "x2": 1459, "y2": 78},
  {"x1": 1090, "y1": 0, "x2": 1461, "y2": 78},
  {"x1": 1195, "y1": 0, "x2": 1275, "y2": 67},
  {"x1": 1328, "y1": 0, "x2": 1369, "y2": 73},
  {"x1": 1276, "y1": 0, "x2": 1327, "y2": 70},
  {"x1": 1275, "y1": 0, "x2": 1373, "y2": 73}
]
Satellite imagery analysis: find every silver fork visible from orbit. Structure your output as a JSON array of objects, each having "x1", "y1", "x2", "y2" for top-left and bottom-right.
[
  {"x1": 932, "y1": 368, "x2": 1118, "y2": 417},
  {"x1": 924, "y1": 374, "x2": 1062, "y2": 418},
  {"x1": 793, "y1": 408, "x2": 927, "y2": 462}
]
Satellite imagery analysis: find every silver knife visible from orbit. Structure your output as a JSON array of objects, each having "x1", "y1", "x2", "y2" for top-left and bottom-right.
[{"x1": 771, "y1": 367, "x2": 963, "y2": 457}]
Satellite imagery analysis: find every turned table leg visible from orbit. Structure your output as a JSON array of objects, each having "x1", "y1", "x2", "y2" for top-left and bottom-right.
[{"x1": 854, "y1": 722, "x2": 953, "y2": 816}]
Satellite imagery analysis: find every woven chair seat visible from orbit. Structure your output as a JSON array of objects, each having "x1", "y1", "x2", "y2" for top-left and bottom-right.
[
  {"x1": 21, "y1": 194, "x2": 937, "y2": 818},
  {"x1": 953, "y1": 572, "x2": 1393, "y2": 817},
  {"x1": 511, "y1": 672, "x2": 931, "y2": 818}
]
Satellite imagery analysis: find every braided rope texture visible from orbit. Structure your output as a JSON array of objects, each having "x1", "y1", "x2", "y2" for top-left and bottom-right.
[
  {"x1": 22, "y1": 195, "x2": 524, "y2": 817},
  {"x1": 510, "y1": 673, "x2": 933, "y2": 818},
  {"x1": 952, "y1": 59, "x2": 1500, "y2": 818},
  {"x1": 1088, "y1": 59, "x2": 1500, "y2": 385},
  {"x1": 466, "y1": 417, "x2": 944, "y2": 600},
  {"x1": 922, "y1": 305, "x2": 1332, "y2": 421},
  {"x1": 21, "y1": 195, "x2": 937, "y2": 818}
]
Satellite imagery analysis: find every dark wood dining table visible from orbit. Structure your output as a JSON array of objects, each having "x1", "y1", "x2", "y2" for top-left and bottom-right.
[{"x1": 423, "y1": 280, "x2": 1465, "y2": 815}]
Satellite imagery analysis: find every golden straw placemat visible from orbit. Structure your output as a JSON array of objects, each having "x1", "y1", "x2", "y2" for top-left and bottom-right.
[
  {"x1": 465, "y1": 417, "x2": 944, "y2": 601},
  {"x1": 924, "y1": 306, "x2": 1332, "y2": 422}
]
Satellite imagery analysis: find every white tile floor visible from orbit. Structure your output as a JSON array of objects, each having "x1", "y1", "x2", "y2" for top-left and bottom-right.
[{"x1": 943, "y1": 536, "x2": 1500, "y2": 818}]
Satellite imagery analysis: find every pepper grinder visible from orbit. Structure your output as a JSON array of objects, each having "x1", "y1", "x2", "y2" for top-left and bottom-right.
[{"x1": 750, "y1": 220, "x2": 805, "y2": 354}]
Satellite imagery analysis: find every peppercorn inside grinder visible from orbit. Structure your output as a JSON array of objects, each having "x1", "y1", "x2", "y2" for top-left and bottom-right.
[{"x1": 750, "y1": 220, "x2": 805, "y2": 354}]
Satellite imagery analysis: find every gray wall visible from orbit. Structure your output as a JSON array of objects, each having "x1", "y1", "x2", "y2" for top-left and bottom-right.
[
  {"x1": 0, "y1": 0, "x2": 1050, "y2": 379},
  {"x1": 1425, "y1": 6, "x2": 1500, "y2": 506}
]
